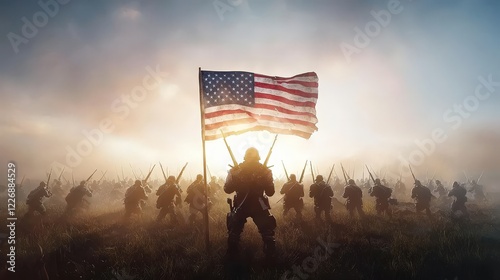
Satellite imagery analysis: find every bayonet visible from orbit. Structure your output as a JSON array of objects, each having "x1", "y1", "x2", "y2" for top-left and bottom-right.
[
  {"x1": 58, "y1": 167, "x2": 65, "y2": 181},
  {"x1": 477, "y1": 171, "x2": 484, "y2": 184},
  {"x1": 365, "y1": 165, "x2": 376, "y2": 184},
  {"x1": 263, "y1": 135, "x2": 278, "y2": 168},
  {"x1": 281, "y1": 160, "x2": 289, "y2": 181},
  {"x1": 340, "y1": 163, "x2": 349, "y2": 185},
  {"x1": 143, "y1": 164, "x2": 156, "y2": 183},
  {"x1": 221, "y1": 130, "x2": 239, "y2": 168},
  {"x1": 159, "y1": 162, "x2": 168, "y2": 183},
  {"x1": 176, "y1": 162, "x2": 188, "y2": 184},
  {"x1": 326, "y1": 163, "x2": 335, "y2": 184},
  {"x1": 309, "y1": 161, "x2": 315, "y2": 182}
]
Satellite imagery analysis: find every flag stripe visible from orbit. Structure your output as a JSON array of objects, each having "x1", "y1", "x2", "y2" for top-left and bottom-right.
[
  {"x1": 205, "y1": 104, "x2": 318, "y2": 120},
  {"x1": 204, "y1": 111, "x2": 318, "y2": 129},
  {"x1": 204, "y1": 124, "x2": 314, "y2": 140},
  {"x1": 255, "y1": 93, "x2": 317, "y2": 108}
]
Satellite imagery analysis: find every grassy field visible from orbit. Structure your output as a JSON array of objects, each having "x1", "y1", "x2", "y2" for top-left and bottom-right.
[{"x1": 2, "y1": 194, "x2": 500, "y2": 280}]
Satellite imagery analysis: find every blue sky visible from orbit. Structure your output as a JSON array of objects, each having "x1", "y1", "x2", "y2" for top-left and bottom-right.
[{"x1": 1, "y1": 0, "x2": 499, "y2": 184}]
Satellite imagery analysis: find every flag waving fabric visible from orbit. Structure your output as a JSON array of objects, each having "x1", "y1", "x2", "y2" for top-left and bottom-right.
[{"x1": 200, "y1": 70, "x2": 319, "y2": 141}]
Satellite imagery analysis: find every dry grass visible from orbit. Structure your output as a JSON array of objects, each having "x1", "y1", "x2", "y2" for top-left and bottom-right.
[{"x1": 3, "y1": 196, "x2": 500, "y2": 280}]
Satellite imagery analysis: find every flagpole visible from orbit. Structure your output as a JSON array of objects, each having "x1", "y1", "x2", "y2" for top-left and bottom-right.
[{"x1": 198, "y1": 67, "x2": 211, "y2": 253}]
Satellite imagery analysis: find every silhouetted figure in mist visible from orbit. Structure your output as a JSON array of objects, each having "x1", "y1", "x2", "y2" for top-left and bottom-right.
[
  {"x1": 64, "y1": 181, "x2": 93, "y2": 216},
  {"x1": 369, "y1": 178, "x2": 392, "y2": 217},
  {"x1": 309, "y1": 175, "x2": 334, "y2": 224},
  {"x1": 449, "y1": 181, "x2": 469, "y2": 219},
  {"x1": 185, "y1": 174, "x2": 209, "y2": 225},
  {"x1": 343, "y1": 179, "x2": 365, "y2": 219},
  {"x1": 123, "y1": 180, "x2": 147, "y2": 220},
  {"x1": 280, "y1": 174, "x2": 304, "y2": 222},
  {"x1": 469, "y1": 180, "x2": 487, "y2": 203},
  {"x1": 156, "y1": 175, "x2": 182, "y2": 224},
  {"x1": 411, "y1": 180, "x2": 433, "y2": 217},
  {"x1": 24, "y1": 181, "x2": 52, "y2": 219},
  {"x1": 224, "y1": 147, "x2": 276, "y2": 259}
]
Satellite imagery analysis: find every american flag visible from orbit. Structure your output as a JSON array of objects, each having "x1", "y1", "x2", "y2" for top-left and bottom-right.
[{"x1": 200, "y1": 70, "x2": 319, "y2": 141}]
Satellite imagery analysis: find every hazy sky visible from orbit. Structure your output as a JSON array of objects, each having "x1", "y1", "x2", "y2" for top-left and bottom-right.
[{"x1": 1, "y1": 0, "x2": 499, "y2": 185}]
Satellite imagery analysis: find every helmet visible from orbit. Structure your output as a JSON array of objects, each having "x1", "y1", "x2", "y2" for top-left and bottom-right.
[
  {"x1": 375, "y1": 178, "x2": 381, "y2": 185},
  {"x1": 436, "y1": 180, "x2": 441, "y2": 184},
  {"x1": 134, "y1": 180, "x2": 142, "y2": 186},
  {"x1": 40, "y1": 181, "x2": 46, "y2": 187},
  {"x1": 348, "y1": 179, "x2": 355, "y2": 185},
  {"x1": 196, "y1": 174, "x2": 203, "y2": 180},
  {"x1": 290, "y1": 174, "x2": 296, "y2": 181},
  {"x1": 471, "y1": 180, "x2": 477, "y2": 184},
  {"x1": 80, "y1": 181, "x2": 86, "y2": 186},
  {"x1": 167, "y1": 176, "x2": 175, "y2": 182},
  {"x1": 315, "y1": 175, "x2": 323, "y2": 182},
  {"x1": 453, "y1": 181, "x2": 460, "y2": 188},
  {"x1": 244, "y1": 147, "x2": 260, "y2": 161},
  {"x1": 415, "y1": 180, "x2": 421, "y2": 186}
]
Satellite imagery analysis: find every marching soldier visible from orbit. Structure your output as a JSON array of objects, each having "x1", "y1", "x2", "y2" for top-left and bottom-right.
[
  {"x1": 123, "y1": 180, "x2": 148, "y2": 220},
  {"x1": 280, "y1": 174, "x2": 304, "y2": 221},
  {"x1": 309, "y1": 175, "x2": 334, "y2": 223},
  {"x1": 369, "y1": 179, "x2": 392, "y2": 217},
  {"x1": 394, "y1": 179, "x2": 407, "y2": 199},
  {"x1": 343, "y1": 179, "x2": 364, "y2": 218},
  {"x1": 433, "y1": 180, "x2": 447, "y2": 198},
  {"x1": 24, "y1": 181, "x2": 52, "y2": 218},
  {"x1": 224, "y1": 147, "x2": 276, "y2": 258},
  {"x1": 185, "y1": 174, "x2": 209, "y2": 225},
  {"x1": 469, "y1": 180, "x2": 487, "y2": 203},
  {"x1": 156, "y1": 176, "x2": 182, "y2": 224},
  {"x1": 64, "y1": 181, "x2": 93, "y2": 215},
  {"x1": 448, "y1": 181, "x2": 469, "y2": 218},
  {"x1": 208, "y1": 176, "x2": 222, "y2": 202},
  {"x1": 411, "y1": 180, "x2": 433, "y2": 217}
]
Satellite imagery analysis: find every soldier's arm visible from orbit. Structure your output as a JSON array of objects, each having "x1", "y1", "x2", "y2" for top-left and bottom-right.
[
  {"x1": 263, "y1": 169, "x2": 275, "y2": 197},
  {"x1": 309, "y1": 185, "x2": 315, "y2": 198},
  {"x1": 342, "y1": 187, "x2": 348, "y2": 198},
  {"x1": 224, "y1": 170, "x2": 237, "y2": 194},
  {"x1": 280, "y1": 184, "x2": 287, "y2": 195}
]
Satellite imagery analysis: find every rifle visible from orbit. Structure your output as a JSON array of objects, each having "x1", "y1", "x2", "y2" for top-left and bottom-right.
[
  {"x1": 72, "y1": 173, "x2": 75, "y2": 186},
  {"x1": 221, "y1": 130, "x2": 239, "y2": 168},
  {"x1": 97, "y1": 170, "x2": 108, "y2": 184},
  {"x1": 340, "y1": 163, "x2": 349, "y2": 185},
  {"x1": 207, "y1": 166, "x2": 213, "y2": 179},
  {"x1": 143, "y1": 164, "x2": 156, "y2": 183},
  {"x1": 276, "y1": 160, "x2": 307, "y2": 204},
  {"x1": 121, "y1": 166, "x2": 125, "y2": 182},
  {"x1": 46, "y1": 168, "x2": 53, "y2": 196},
  {"x1": 263, "y1": 135, "x2": 278, "y2": 168},
  {"x1": 20, "y1": 175, "x2": 25, "y2": 186},
  {"x1": 85, "y1": 169, "x2": 98, "y2": 184},
  {"x1": 326, "y1": 163, "x2": 335, "y2": 184},
  {"x1": 281, "y1": 160, "x2": 289, "y2": 181},
  {"x1": 408, "y1": 165, "x2": 417, "y2": 183},
  {"x1": 58, "y1": 167, "x2": 65, "y2": 181},
  {"x1": 477, "y1": 171, "x2": 484, "y2": 184},
  {"x1": 352, "y1": 166, "x2": 355, "y2": 180},
  {"x1": 159, "y1": 162, "x2": 168, "y2": 183},
  {"x1": 309, "y1": 161, "x2": 315, "y2": 182},
  {"x1": 176, "y1": 162, "x2": 188, "y2": 185},
  {"x1": 365, "y1": 165, "x2": 376, "y2": 184}
]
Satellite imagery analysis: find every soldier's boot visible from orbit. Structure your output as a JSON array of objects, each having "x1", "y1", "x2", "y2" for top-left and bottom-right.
[
  {"x1": 226, "y1": 235, "x2": 240, "y2": 258},
  {"x1": 296, "y1": 210, "x2": 303, "y2": 222},
  {"x1": 262, "y1": 236, "x2": 276, "y2": 260}
]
